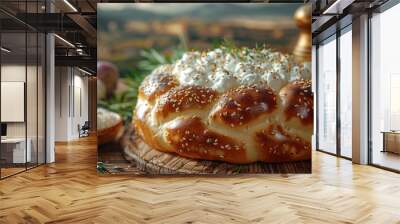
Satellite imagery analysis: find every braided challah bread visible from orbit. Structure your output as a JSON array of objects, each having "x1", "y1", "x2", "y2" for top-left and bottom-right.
[{"x1": 134, "y1": 47, "x2": 312, "y2": 164}]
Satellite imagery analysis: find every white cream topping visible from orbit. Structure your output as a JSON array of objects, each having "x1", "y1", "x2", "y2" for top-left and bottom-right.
[{"x1": 167, "y1": 47, "x2": 310, "y2": 92}]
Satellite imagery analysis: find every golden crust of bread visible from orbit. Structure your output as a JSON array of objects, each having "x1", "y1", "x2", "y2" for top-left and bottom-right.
[
  {"x1": 138, "y1": 65, "x2": 178, "y2": 103},
  {"x1": 255, "y1": 124, "x2": 311, "y2": 162},
  {"x1": 134, "y1": 70, "x2": 313, "y2": 164},
  {"x1": 155, "y1": 86, "x2": 218, "y2": 121},
  {"x1": 279, "y1": 80, "x2": 313, "y2": 126},
  {"x1": 164, "y1": 116, "x2": 247, "y2": 163},
  {"x1": 211, "y1": 85, "x2": 277, "y2": 127}
]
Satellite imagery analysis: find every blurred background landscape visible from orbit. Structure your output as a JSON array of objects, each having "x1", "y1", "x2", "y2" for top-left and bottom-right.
[
  {"x1": 98, "y1": 3, "x2": 302, "y2": 76},
  {"x1": 97, "y1": 3, "x2": 303, "y2": 122}
]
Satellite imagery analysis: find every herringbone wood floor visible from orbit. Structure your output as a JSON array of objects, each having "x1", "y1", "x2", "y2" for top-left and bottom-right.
[{"x1": 1, "y1": 136, "x2": 400, "y2": 224}]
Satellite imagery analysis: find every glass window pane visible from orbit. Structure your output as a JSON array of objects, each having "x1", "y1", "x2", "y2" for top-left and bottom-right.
[
  {"x1": 38, "y1": 33, "x2": 45, "y2": 165},
  {"x1": 340, "y1": 28, "x2": 352, "y2": 158},
  {"x1": 317, "y1": 36, "x2": 337, "y2": 154},
  {"x1": 0, "y1": 0, "x2": 46, "y2": 179},
  {"x1": 1, "y1": 31, "x2": 27, "y2": 177},
  {"x1": 312, "y1": 45, "x2": 317, "y2": 151},
  {"x1": 27, "y1": 31, "x2": 38, "y2": 169},
  {"x1": 371, "y1": 4, "x2": 400, "y2": 171}
]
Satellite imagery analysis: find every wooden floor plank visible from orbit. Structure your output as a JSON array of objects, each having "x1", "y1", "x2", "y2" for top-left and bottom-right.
[{"x1": 0, "y1": 136, "x2": 399, "y2": 223}]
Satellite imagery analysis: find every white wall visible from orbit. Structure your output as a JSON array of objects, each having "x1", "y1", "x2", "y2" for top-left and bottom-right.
[
  {"x1": 1, "y1": 64, "x2": 46, "y2": 164},
  {"x1": 55, "y1": 67, "x2": 69, "y2": 141},
  {"x1": 55, "y1": 67, "x2": 89, "y2": 141},
  {"x1": 1, "y1": 65, "x2": 26, "y2": 142},
  {"x1": 72, "y1": 73, "x2": 89, "y2": 138},
  {"x1": 1, "y1": 65, "x2": 35, "y2": 138},
  {"x1": 1, "y1": 82, "x2": 25, "y2": 122}
]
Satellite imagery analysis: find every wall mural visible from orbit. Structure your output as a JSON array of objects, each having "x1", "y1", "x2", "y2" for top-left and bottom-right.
[{"x1": 97, "y1": 3, "x2": 312, "y2": 175}]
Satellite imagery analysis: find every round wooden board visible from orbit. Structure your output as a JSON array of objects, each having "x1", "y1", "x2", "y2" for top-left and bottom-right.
[{"x1": 121, "y1": 125, "x2": 311, "y2": 175}]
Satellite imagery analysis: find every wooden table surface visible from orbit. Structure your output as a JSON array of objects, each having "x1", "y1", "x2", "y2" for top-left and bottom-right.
[{"x1": 121, "y1": 125, "x2": 311, "y2": 175}]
